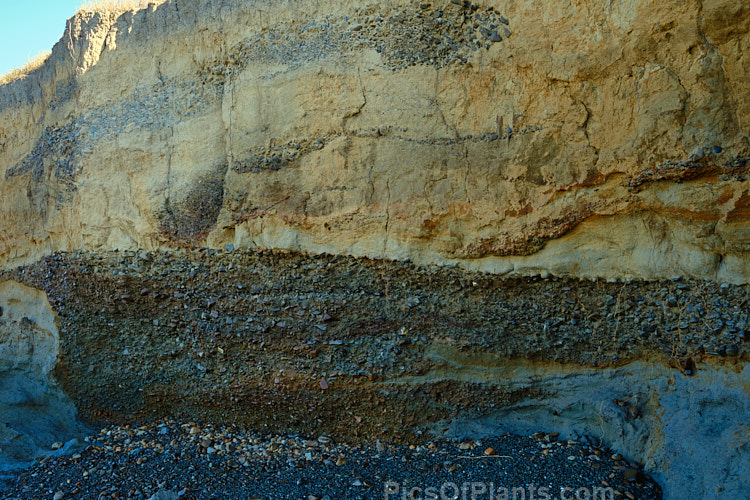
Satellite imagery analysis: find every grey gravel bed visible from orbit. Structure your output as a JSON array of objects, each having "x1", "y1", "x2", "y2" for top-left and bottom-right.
[{"x1": 3, "y1": 420, "x2": 660, "y2": 500}]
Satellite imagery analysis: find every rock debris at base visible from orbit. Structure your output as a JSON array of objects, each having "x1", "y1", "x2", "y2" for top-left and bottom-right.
[{"x1": 3, "y1": 419, "x2": 660, "y2": 499}]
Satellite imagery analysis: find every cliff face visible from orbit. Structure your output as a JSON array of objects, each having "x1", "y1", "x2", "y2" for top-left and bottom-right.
[{"x1": 1, "y1": 0, "x2": 749, "y2": 281}]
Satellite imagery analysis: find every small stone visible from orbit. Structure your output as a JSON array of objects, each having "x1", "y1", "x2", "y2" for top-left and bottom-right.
[
  {"x1": 51, "y1": 441, "x2": 63, "y2": 450},
  {"x1": 319, "y1": 378, "x2": 329, "y2": 390},
  {"x1": 627, "y1": 406, "x2": 639, "y2": 419},
  {"x1": 612, "y1": 453, "x2": 623, "y2": 461},
  {"x1": 681, "y1": 357, "x2": 696, "y2": 376},
  {"x1": 490, "y1": 32, "x2": 502, "y2": 42},
  {"x1": 53, "y1": 492, "x2": 64, "y2": 500},
  {"x1": 484, "y1": 447, "x2": 495, "y2": 456},
  {"x1": 336, "y1": 456, "x2": 348, "y2": 466},
  {"x1": 622, "y1": 468, "x2": 646, "y2": 482},
  {"x1": 148, "y1": 490, "x2": 180, "y2": 500}
]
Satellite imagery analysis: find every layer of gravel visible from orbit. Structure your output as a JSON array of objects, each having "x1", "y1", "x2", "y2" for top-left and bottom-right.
[
  {"x1": 2, "y1": 248, "x2": 747, "y2": 499},
  {"x1": 1, "y1": 249, "x2": 747, "y2": 444},
  {"x1": 4, "y1": 419, "x2": 660, "y2": 499}
]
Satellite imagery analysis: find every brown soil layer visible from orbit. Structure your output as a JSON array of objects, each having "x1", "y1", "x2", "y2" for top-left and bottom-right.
[{"x1": 2, "y1": 249, "x2": 748, "y2": 443}]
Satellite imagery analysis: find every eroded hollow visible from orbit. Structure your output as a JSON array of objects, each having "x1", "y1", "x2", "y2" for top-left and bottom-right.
[{"x1": 0, "y1": 280, "x2": 87, "y2": 477}]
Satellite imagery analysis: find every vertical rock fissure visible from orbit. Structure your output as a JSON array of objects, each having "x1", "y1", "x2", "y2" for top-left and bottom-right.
[
  {"x1": 163, "y1": 126, "x2": 175, "y2": 225},
  {"x1": 580, "y1": 101, "x2": 601, "y2": 164},
  {"x1": 383, "y1": 178, "x2": 391, "y2": 255}
]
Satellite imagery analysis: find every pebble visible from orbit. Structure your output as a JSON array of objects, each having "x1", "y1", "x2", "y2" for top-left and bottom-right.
[
  {"x1": 147, "y1": 490, "x2": 181, "y2": 500},
  {"x1": 623, "y1": 468, "x2": 647, "y2": 482}
]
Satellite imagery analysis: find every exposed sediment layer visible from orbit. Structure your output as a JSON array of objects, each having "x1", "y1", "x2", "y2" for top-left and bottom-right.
[
  {"x1": 2, "y1": 249, "x2": 749, "y2": 497},
  {"x1": 0, "y1": 0, "x2": 749, "y2": 281}
]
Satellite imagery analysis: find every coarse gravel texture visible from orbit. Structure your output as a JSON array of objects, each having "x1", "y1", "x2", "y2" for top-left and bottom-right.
[
  {"x1": 3, "y1": 419, "x2": 660, "y2": 499},
  {"x1": 1, "y1": 248, "x2": 748, "y2": 442},
  {"x1": 1, "y1": 248, "x2": 747, "y2": 498}
]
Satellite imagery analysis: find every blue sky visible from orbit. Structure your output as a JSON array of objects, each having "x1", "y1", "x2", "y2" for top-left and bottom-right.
[{"x1": 0, "y1": 2, "x2": 84, "y2": 76}]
